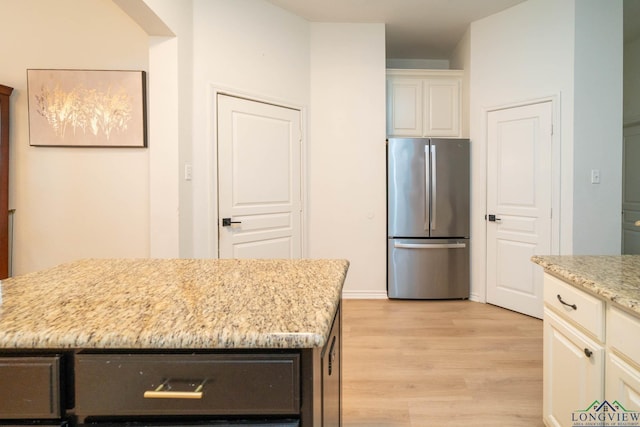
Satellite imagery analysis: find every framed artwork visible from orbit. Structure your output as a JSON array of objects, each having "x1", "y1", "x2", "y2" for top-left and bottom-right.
[{"x1": 27, "y1": 69, "x2": 147, "y2": 147}]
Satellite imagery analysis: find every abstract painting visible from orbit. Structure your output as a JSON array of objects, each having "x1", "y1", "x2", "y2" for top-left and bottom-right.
[{"x1": 27, "y1": 69, "x2": 147, "y2": 147}]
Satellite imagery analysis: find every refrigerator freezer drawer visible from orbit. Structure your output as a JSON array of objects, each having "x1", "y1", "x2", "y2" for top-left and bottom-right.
[{"x1": 387, "y1": 238, "x2": 469, "y2": 299}]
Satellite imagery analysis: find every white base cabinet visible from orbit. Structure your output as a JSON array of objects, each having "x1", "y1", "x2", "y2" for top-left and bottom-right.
[
  {"x1": 606, "y1": 352, "x2": 640, "y2": 411},
  {"x1": 543, "y1": 273, "x2": 640, "y2": 426},
  {"x1": 386, "y1": 69, "x2": 462, "y2": 138},
  {"x1": 606, "y1": 305, "x2": 640, "y2": 413},
  {"x1": 543, "y1": 308, "x2": 604, "y2": 427}
]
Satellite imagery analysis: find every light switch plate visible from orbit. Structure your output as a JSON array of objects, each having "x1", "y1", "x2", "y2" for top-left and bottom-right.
[{"x1": 591, "y1": 169, "x2": 600, "y2": 184}]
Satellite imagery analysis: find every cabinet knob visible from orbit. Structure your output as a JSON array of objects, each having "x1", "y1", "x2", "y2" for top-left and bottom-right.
[{"x1": 584, "y1": 348, "x2": 593, "y2": 358}]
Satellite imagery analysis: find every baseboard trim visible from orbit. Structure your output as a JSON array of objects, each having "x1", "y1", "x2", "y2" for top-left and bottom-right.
[
  {"x1": 342, "y1": 290, "x2": 389, "y2": 299},
  {"x1": 469, "y1": 292, "x2": 484, "y2": 303}
]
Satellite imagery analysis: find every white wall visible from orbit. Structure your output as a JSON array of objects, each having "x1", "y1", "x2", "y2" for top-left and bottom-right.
[
  {"x1": 189, "y1": 0, "x2": 311, "y2": 259},
  {"x1": 145, "y1": 0, "x2": 195, "y2": 259},
  {"x1": 308, "y1": 23, "x2": 387, "y2": 298},
  {"x1": 469, "y1": 0, "x2": 575, "y2": 300},
  {"x1": 572, "y1": 0, "x2": 623, "y2": 254},
  {"x1": 469, "y1": 0, "x2": 623, "y2": 299},
  {"x1": 0, "y1": 0, "x2": 150, "y2": 275},
  {"x1": 0, "y1": 0, "x2": 387, "y2": 294},
  {"x1": 131, "y1": 0, "x2": 194, "y2": 259},
  {"x1": 147, "y1": 4, "x2": 388, "y2": 296},
  {"x1": 450, "y1": 27, "x2": 470, "y2": 139}
]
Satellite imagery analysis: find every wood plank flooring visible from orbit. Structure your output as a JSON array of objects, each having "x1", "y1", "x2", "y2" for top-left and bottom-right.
[{"x1": 341, "y1": 299, "x2": 544, "y2": 427}]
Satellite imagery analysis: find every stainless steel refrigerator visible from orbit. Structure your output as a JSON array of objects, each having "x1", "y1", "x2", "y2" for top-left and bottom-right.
[{"x1": 387, "y1": 137, "x2": 470, "y2": 299}]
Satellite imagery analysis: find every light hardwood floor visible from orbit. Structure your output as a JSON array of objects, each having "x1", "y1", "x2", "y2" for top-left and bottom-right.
[{"x1": 341, "y1": 299, "x2": 544, "y2": 427}]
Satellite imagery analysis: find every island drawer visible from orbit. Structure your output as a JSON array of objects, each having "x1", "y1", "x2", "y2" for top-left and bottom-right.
[
  {"x1": 0, "y1": 355, "x2": 62, "y2": 418},
  {"x1": 543, "y1": 273, "x2": 605, "y2": 341},
  {"x1": 75, "y1": 353, "x2": 300, "y2": 417}
]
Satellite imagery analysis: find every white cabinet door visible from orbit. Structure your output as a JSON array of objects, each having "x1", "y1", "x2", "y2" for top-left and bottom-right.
[
  {"x1": 622, "y1": 124, "x2": 640, "y2": 253},
  {"x1": 386, "y1": 70, "x2": 462, "y2": 138},
  {"x1": 424, "y1": 78, "x2": 460, "y2": 137},
  {"x1": 544, "y1": 308, "x2": 604, "y2": 427},
  {"x1": 386, "y1": 77, "x2": 423, "y2": 137},
  {"x1": 606, "y1": 306, "x2": 640, "y2": 411},
  {"x1": 606, "y1": 352, "x2": 640, "y2": 412}
]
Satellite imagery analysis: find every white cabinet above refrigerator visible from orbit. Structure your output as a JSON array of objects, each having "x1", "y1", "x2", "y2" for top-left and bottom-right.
[{"x1": 386, "y1": 69, "x2": 463, "y2": 138}]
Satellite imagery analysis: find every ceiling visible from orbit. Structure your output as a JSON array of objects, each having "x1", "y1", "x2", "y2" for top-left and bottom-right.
[
  {"x1": 266, "y1": 0, "x2": 525, "y2": 59},
  {"x1": 267, "y1": 0, "x2": 640, "y2": 60}
]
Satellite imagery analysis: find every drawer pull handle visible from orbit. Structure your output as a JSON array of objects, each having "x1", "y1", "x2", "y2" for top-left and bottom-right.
[
  {"x1": 144, "y1": 379, "x2": 205, "y2": 399},
  {"x1": 557, "y1": 294, "x2": 577, "y2": 310},
  {"x1": 328, "y1": 335, "x2": 337, "y2": 376},
  {"x1": 584, "y1": 348, "x2": 593, "y2": 358}
]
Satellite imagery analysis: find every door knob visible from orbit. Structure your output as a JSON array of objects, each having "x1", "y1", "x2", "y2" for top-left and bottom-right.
[
  {"x1": 222, "y1": 218, "x2": 241, "y2": 227},
  {"x1": 486, "y1": 214, "x2": 501, "y2": 222}
]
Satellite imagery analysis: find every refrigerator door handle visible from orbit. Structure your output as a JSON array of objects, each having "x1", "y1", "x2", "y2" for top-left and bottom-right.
[
  {"x1": 394, "y1": 242, "x2": 467, "y2": 249},
  {"x1": 424, "y1": 145, "x2": 430, "y2": 231},
  {"x1": 431, "y1": 144, "x2": 437, "y2": 231}
]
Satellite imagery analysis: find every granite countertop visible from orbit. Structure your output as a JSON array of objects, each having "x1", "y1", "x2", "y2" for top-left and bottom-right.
[
  {"x1": 532, "y1": 255, "x2": 640, "y2": 315},
  {"x1": 0, "y1": 258, "x2": 349, "y2": 350}
]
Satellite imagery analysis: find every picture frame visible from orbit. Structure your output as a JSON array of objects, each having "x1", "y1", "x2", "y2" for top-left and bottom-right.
[{"x1": 27, "y1": 69, "x2": 147, "y2": 147}]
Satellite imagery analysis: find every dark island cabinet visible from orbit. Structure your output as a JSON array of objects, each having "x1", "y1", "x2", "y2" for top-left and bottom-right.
[
  {"x1": 0, "y1": 303, "x2": 341, "y2": 427},
  {"x1": 0, "y1": 354, "x2": 65, "y2": 422},
  {"x1": 322, "y1": 304, "x2": 341, "y2": 427},
  {"x1": 75, "y1": 353, "x2": 301, "y2": 418}
]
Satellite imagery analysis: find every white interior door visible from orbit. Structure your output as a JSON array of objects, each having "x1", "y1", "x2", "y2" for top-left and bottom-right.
[
  {"x1": 622, "y1": 124, "x2": 640, "y2": 254},
  {"x1": 486, "y1": 101, "x2": 552, "y2": 319},
  {"x1": 217, "y1": 94, "x2": 302, "y2": 259}
]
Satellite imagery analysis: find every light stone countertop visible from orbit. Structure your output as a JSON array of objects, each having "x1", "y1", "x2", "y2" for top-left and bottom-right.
[
  {"x1": 0, "y1": 258, "x2": 349, "y2": 350},
  {"x1": 531, "y1": 255, "x2": 640, "y2": 315}
]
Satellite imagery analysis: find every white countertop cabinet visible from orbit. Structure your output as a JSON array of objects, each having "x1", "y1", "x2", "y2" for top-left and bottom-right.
[
  {"x1": 543, "y1": 274, "x2": 605, "y2": 427},
  {"x1": 605, "y1": 306, "x2": 640, "y2": 414},
  {"x1": 533, "y1": 256, "x2": 640, "y2": 427},
  {"x1": 386, "y1": 69, "x2": 462, "y2": 138}
]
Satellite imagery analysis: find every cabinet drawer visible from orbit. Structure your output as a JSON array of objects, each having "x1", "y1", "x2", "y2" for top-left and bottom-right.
[
  {"x1": 543, "y1": 273, "x2": 604, "y2": 341},
  {"x1": 75, "y1": 353, "x2": 300, "y2": 417},
  {"x1": 608, "y1": 306, "x2": 640, "y2": 367},
  {"x1": 0, "y1": 356, "x2": 61, "y2": 418}
]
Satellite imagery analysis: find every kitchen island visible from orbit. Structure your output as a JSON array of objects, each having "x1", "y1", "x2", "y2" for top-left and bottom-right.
[
  {"x1": 532, "y1": 255, "x2": 640, "y2": 427},
  {"x1": 0, "y1": 258, "x2": 349, "y2": 426}
]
